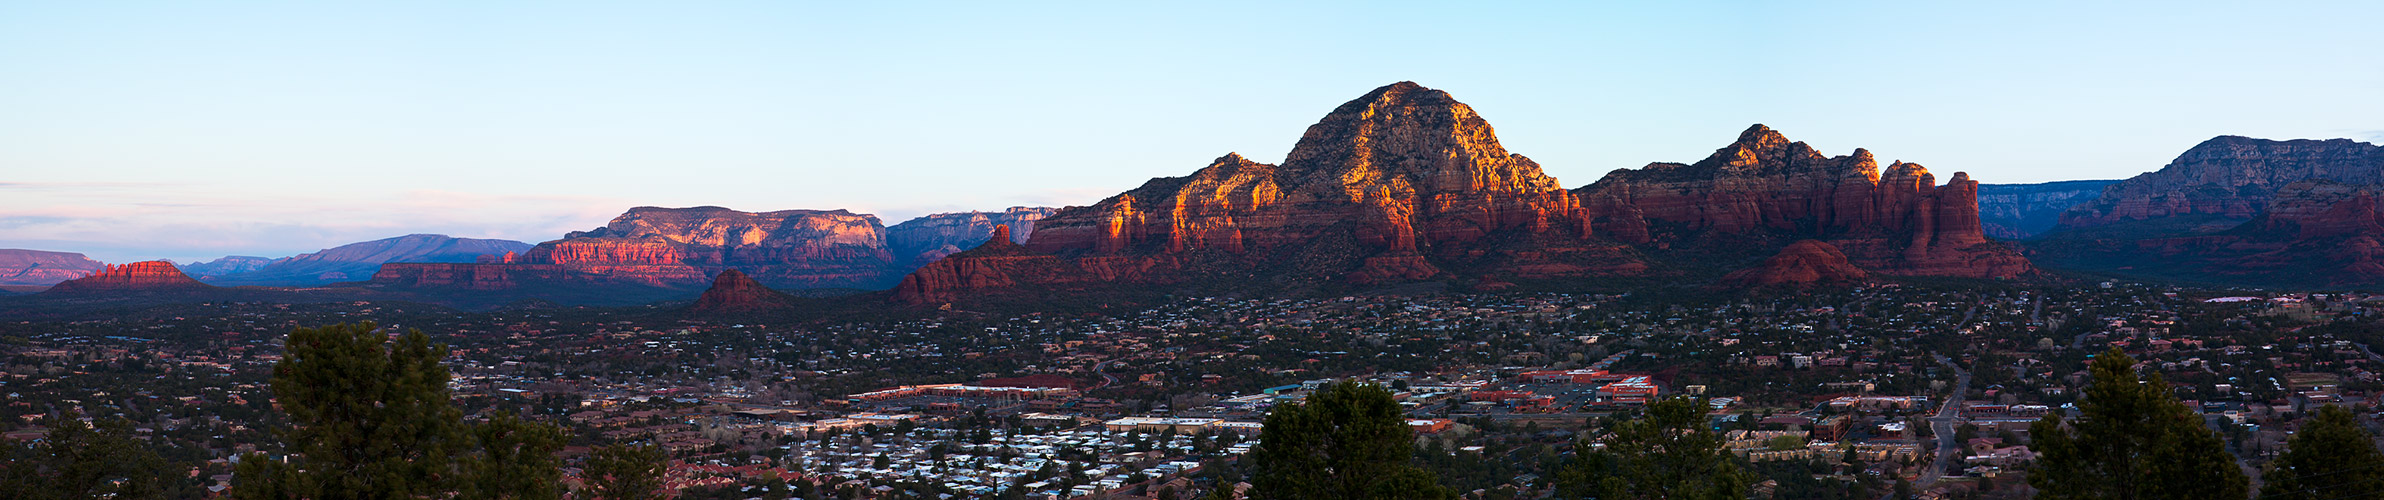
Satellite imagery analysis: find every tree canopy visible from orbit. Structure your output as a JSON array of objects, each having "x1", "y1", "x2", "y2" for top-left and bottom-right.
[
  {"x1": 1247, "y1": 382, "x2": 1451, "y2": 500},
  {"x1": 2029, "y1": 348, "x2": 2247, "y2": 500},
  {"x1": 2262, "y1": 404, "x2": 2384, "y2": 500},
  {"x1": 1559, "y1": 396, "x2": 1752, "y2": 500}
]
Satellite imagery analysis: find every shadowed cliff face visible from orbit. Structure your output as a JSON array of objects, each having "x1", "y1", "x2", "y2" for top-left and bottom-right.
[
  {"x1": 1573, "y1": 125, "x2": 2032, "y2": 279},
  {"x1": 1722, "y1": 240, "x2": 1870, "y2": 286},
  {"x1": 689, "y1": 269, "x2": 798, "y2": 313},
  {"x1": 1977, "y1": 180, "x2": 2118, "y2": 240},
  {"x1": 887, "y1": 207, "x2": 1056, "y2": 266},
  {"x1": 2030, "y1": 136, "x2": 2384, "y2": 287},
  {"x1": 201, "y1": 234, "x2": 533, "y2": 286},
  {"x1": 2058, "y1": 136, "x2": 2384, "y2": 229}
]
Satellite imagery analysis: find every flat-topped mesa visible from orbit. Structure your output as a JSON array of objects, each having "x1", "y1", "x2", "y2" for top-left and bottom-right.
[
  {"x1": 2059, "y1": 136, "x2": 2384, "y2": 228},
  {"x1": 0, "y1": 249, "x2": 106, "y2": 286},
  {"x1": 1575, "y1": 124, "x2": 2028, "y2": 279},
  {"x1": 45, "y1": 261, "x2": 211, "y2": 293}
]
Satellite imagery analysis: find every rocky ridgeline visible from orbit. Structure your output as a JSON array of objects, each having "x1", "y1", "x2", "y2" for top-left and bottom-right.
[
  {"x1": 897, "y1": 83, "x2": 2031, "y2": 302},
  {"x1": 1574, "y1": 124, "x2": 2030, "y2": 279},
  {"x1": 2034, "y1": 136, "x2": 2384, "y2": 287},
  {"x1": 374, "y1": 207, "x2": 1055, "y2": 292},
  {"x1": 0, "y1": 249, "x2": 106, "y2": 286}
]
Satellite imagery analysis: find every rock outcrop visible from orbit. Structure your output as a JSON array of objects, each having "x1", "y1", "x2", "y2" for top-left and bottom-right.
[
  {"x1": 1573, "y1": 125, "x2": 2032, "y2": 279},
  {"x1": 207, "y1": 235, "x2": 533, "y2": 286},
  {"x1": 897, "y1": 82, "x2": 1626, "y2": 304},
  {"x1": 43, "y1": 261, "x2": 210, "y2": 294},
  {"x1": 2058, "y1": 136, "x2": 2384, "y2": 229},
  {"x1": 1978, "y1": 180, "x2": 2117, "y2": 239},
  {"x1": 689, "y1": 269, "x2": 799, "y2": 313},
  {"x1": 1722, "y1": 240, "x2": 1869, "y2": 286},
  {"x1": 887, "y1": 207, "x2": 1057, "y2": 266},
  {"x1": 0, "y1": 249, "x2": 105, "y2": 286}
]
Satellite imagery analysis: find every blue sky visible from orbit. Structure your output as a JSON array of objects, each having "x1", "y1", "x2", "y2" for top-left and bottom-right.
[{"x1": 4, "y1": 1, "x2": 2380, "y2": 263}]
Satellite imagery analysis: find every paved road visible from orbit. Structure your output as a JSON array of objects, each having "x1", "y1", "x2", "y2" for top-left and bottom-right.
[
  {"x1": 1089, "y1": 358, "x2": 1123, "y2": 391},
  {"x1": 1921, "y1": 354, "x2": 1971, "y2": 490}
]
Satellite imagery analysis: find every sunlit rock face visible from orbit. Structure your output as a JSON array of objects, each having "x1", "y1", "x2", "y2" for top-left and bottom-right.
[
  {"x1": 0, "y1": 249, "x2": 106, "y2": 286},
  {"x1": 43, "y1": 261, "x2": 210, "y2": 293},
  {"x1": 899, "y1": 82, "x2": 1638, "y2": 304},
  {"x1": 1574, "y1": 124, "x2": 2032, "y2": 279}
]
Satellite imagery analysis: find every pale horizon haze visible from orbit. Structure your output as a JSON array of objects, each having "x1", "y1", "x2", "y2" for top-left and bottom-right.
[{"x1": 5, "y1": 2, "x2": 2381, "y2": 263}]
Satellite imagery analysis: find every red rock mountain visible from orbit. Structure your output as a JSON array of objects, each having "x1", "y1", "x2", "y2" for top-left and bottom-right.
[
  {"x1": 43, "y1": 261, "x2": 211, "y2": 294},
  {"x1": 689, "y1": 269, "x2": 799, "y2": 313},
  {"x1": 1722, "y1": 240, "x2": 1870, "y2": 286},
  {"x1": 899, "y1": 82, "x2": 1627, "y2": 303},
  {"x1": 2059, "y1": 136, "x2": 2384, "y2": 228},
  {"x1": 898, "y1": 84, "x2": 2031, "y2": 304},
  {"x1": 2032, "y1": 136, "x2": 2384, "y2": 287},
  {"x1": 205, "y1": 234, "x2": 532, "y2": 286},
  {"x1": 1574, "y1": 124, "x2": 2032, "y2": 279},
  {"x1": 0, "y1": 249, "x2": 105, "y2": 286}
]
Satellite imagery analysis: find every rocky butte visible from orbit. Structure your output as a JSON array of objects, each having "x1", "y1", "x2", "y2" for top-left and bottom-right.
[
  {"x1": 898, "y1": 82, "x2": 2029, "y2": 304},
  {"x1": 1572, "y1": 124, "x2": 2032, "y2": 279},
  {"x1": 689, "y1": 269, "x2": 800, "y2": 314},
  {"x1": 43, "y1": 261, "x2": 211, "y2": 294}
]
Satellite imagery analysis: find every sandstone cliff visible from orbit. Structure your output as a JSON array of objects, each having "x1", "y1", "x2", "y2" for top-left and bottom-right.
[
  {"x1": 2058, "y1": 136, "x2": 2384, "y2": 229},
  {"x1": 1573, "y1": 125, "x2": 2032, "y2": 279},
  {"x1": 898, "y1": 82, "x2": 1644, "y2": 304},
  {"x1": 44, "y1": 261, "x2": 210, "y2": 294},
  {"x1": 0, "y1": 249, "x2": 105, "y2": 286},
  {"x1": 2031, "y1": 136, "x2": 2384, "y2": 287}
]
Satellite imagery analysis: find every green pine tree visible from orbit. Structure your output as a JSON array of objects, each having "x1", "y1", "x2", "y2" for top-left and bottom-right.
[
  {"x1": 242, "y1": 322, "x2": 466, "y2": 499},
  {"x1": 585, "y1": 443, "x2": 668, "y2": 500},
  {"x1": 0, "y1": 416, "x2": 173, "y2": 500},
  {"x1": 2029, "y1": 348, "x2": 2247, "y2": 500},
  {"x1": 1558, "y1": 396, "x2": 1753, "y2": 500},
  {"x1": 458, "y1": 411, "x2": 569, "y2": 500},
  {"x1": 2261, "y1": 405, "x2": 2384, "y2": 500},
  {"x1": 1246, "y1": 382, "x2": 1451, "y2": 500}
]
